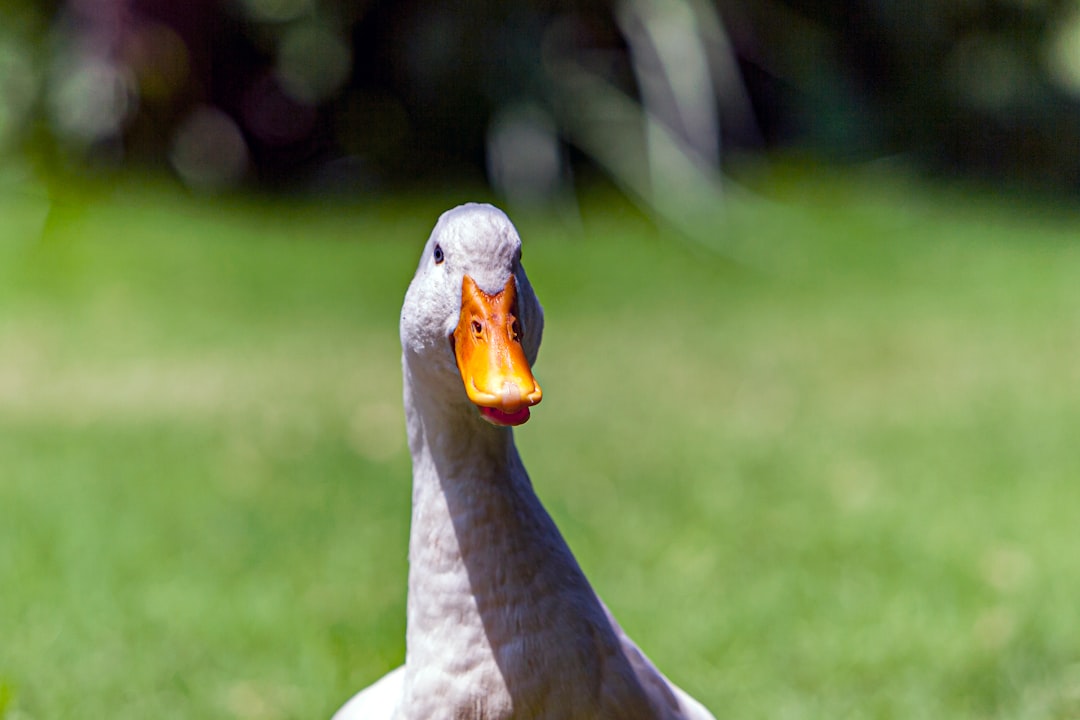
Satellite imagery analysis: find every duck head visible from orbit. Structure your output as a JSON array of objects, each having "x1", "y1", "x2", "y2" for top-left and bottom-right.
[{"x1": 401, "y1": 203, "x2": 543, "y2": 426}]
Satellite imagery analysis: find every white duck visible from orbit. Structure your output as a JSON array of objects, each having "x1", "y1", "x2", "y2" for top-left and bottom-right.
[{"x1": 333, "y1": 204, "x2": 715, "y2": 720}]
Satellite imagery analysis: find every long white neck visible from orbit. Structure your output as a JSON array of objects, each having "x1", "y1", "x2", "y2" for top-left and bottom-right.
[{"x1": 398, "y1": 361, "x2": 657, "y2": 720}]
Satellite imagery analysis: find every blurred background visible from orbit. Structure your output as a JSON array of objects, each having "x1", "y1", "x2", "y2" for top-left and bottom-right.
[
  {"x1": 4, "y1": 2, "x2": 1080, "y2": 720},
  {"x1": 5, "y1": 0, "x2": 1080, "y2": 198}
]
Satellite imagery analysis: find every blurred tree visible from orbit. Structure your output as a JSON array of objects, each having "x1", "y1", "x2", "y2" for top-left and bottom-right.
[
  {"x1": 722, "y1": 0, "x2": 1080, "y2": 188},
  {"x1": 11, "y1": 0, "x2": 1080, "y2": 196}
]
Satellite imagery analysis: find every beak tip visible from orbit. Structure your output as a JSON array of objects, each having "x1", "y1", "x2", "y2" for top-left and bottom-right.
[
  {"x1": 501, "y1": 380, "x2": 522, "y2": 409},
  {"x1": 498, "y1": 380, "x2": 543, "y2": 413}
]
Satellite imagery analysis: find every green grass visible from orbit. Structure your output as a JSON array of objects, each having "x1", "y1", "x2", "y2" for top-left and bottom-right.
[{"x1": 2, "y1": 165, "x2": 1080, "y2": 719}]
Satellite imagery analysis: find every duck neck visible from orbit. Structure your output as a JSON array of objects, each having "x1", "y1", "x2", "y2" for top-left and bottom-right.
[
  {"x1": 402, "y1": 364, "x2": 575, "y2": 642},
  {"x1": 399, "y1": 363, "x2": 646, "y2": 716}
]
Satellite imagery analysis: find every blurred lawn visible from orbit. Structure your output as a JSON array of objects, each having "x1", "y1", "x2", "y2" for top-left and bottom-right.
[{"x1": 1, "y1": 167, "x2": 1080, "y2": 719}]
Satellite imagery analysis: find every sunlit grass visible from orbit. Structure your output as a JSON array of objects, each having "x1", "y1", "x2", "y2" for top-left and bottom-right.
[{"x1": 1, "y1": 167, "x2": 1079, "y2": 719}]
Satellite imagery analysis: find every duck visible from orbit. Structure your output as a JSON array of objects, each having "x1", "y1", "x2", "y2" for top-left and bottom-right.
[{"x1": 333, "y1": 203, "x2": 715, "y2": 720}]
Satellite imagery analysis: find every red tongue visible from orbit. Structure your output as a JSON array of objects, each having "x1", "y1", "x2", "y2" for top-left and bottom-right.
[{"x1": 479, "y1": 406, "x2": 531, "y2": 426}]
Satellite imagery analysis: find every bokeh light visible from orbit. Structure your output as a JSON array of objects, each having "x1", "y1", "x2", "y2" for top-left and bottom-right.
[
  {"x1": 276, "y1": 21, "x2": 351, "y2": 105},
  {"x1": 486, "y1": 103, "x2": 565, "y2": 206},
  {"x1": 123, "y1": 21, "x2": 190, "y2": 103},
  {"x1": 48, "y1": 52, "x2": 136, "y2": 144},
  {"x1": 1047, "y1": 6, "x2": 1080, "y2": 95},
  {"x1": 169, "y1": 105, "x2": 249, "y2": 191}
]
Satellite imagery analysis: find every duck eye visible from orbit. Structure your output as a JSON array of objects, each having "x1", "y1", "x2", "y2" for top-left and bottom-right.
[
  {"x1": 510, "y1": 319, "x2": 522, "y2": 341},
  {"x1": 433, "y1": 244, "x2": 444, "y2": 264}
]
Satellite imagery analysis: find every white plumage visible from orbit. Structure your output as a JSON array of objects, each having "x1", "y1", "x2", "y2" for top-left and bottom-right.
[{"x1": 333, "y1": 204, "x2": 714, "y2": 720}]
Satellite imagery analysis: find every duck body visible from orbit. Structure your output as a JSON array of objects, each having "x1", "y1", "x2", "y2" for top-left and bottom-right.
[{"x1": 334, "y1": 204, "x2": 714, "y2": 720}]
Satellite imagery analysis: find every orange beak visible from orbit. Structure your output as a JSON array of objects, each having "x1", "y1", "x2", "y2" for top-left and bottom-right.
[{"x1": 453, "y1": 274, "x2": 542, "y2": 426}]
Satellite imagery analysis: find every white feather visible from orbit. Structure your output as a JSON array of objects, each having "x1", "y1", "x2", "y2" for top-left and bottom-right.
[
  {"x1": 334, "y1": 204, "x2": 715, "y2": 720},
  {"x1": 331, "y1": 666, "x2": 403, "y2": 720}
]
